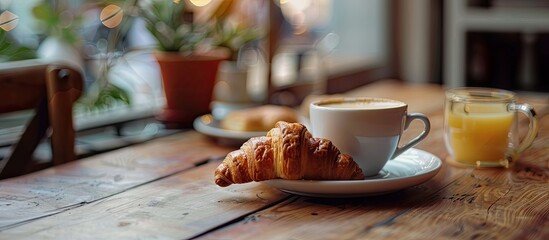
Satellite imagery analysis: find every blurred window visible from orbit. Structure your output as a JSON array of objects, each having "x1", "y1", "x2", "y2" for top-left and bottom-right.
[
  {"x1": 0, "y1": 0, "x2": 393, "y2": 155},
  {"x1": 0, "y1": 0, "x2": 165, "y2": 157},
  {"x1": 270, "y1": 0, "x2": 392, "y2": 101}
]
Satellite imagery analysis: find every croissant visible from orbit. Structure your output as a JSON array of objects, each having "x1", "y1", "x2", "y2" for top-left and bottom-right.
[{"x1": 214, "y1": 121, "x2": 365, "y2": 187}]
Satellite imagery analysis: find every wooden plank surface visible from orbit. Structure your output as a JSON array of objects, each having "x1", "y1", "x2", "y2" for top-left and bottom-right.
[
  {"x1": 197, "y1": 165, "x2": 548, "y2": 239},
  {"x1": 0, "y1": 131, "x2": 233, "y2": 229},
  {"x1": 0, "y1": 161, "x2": 289, "y2": 239},
  {"x1": 1, "y1": 80, "x2": 547, "y2": 239}
]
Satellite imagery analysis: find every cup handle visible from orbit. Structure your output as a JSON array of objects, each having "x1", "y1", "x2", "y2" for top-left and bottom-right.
[
  {"x1": 392, "y1": 113, "x2": 431, "y2": 159},
  {"x1": 510, "y1": 103, "x2": 539, "y2": 153}
]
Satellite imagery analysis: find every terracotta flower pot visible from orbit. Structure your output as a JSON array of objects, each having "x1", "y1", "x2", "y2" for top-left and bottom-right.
[{"x1": 154, "y1": 52, "x2": 226, "y2": 128}]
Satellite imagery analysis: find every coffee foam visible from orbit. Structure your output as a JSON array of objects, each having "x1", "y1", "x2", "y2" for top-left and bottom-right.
[{"x1": 316, "y1": 98, "x2": 405, "y2": 109}]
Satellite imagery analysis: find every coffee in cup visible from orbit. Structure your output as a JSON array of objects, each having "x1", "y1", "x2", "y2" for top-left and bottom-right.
[{"x1": 309, "y1": 97, "x2": 431, "y2": 176}]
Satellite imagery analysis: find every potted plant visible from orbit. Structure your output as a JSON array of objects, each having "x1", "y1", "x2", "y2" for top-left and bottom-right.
[{"x1": 140, "y1": 0, "x2": 228, "y2": 128}]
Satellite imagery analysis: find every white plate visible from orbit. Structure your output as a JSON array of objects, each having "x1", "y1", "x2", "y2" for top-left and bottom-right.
[
  {"x1": 263, "y1": 148, "x2": 442, "y2": 198},
  {"x1": 193, "y1": 114, "x2": 266, "y2": 146}
]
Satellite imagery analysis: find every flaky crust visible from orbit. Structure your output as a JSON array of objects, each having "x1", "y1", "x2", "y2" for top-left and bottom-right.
[{"x1": 214, "y1": 121, "x2": 364, "y2": 187}]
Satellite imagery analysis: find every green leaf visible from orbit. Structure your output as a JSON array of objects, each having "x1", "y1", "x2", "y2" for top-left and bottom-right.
[
  {"x1": 76, "y1": 83, "x2": 132, "y2": 112},
  {"x1": 139, "y1": 0, "x2": 202, "y2": 53},
  {"x1": 0, "y1": 31, "x2": 36, "y2": 61},
  {"x1": 32, "y1": 4, "x2": 53, "y2": 20}
]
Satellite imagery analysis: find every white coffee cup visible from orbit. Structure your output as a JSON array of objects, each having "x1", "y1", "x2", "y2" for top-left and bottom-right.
[{"x1": 310, "y1": 97, "x2": 431, "y2": 176}]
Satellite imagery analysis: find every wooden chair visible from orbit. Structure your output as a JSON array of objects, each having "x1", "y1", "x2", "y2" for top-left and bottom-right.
[{"x1": 0, "y1": 60, "x2": 83, "y2": 179}]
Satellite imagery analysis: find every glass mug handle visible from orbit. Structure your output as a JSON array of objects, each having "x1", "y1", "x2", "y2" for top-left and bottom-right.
[
  {"x1": 392, "y1": 113, "x2": 431, "y2": 159},
  {"x1": 510, "y1": 103, "x2": 539, "y2": 153}
]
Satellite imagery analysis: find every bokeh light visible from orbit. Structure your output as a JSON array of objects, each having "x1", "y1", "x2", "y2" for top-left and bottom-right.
[
  {"x1": 100, "y1": 4, "x2": 123, "y2": 29},
  {"x1": 189, "y1": 0, "x2": 212, "y2": 7},
  {"x1": 0, "y1": 10, "x2": 18, "y2": 31}
]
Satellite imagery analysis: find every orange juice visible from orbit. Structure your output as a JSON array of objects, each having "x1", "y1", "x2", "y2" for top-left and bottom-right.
[{"x1": 446, "y1": 103, "x2": 513, "y2": 163}]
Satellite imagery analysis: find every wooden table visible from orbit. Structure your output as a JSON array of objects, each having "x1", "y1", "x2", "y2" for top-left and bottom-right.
[{"x1": 1, "y1": 80, "x2": 548, "y2": 239}]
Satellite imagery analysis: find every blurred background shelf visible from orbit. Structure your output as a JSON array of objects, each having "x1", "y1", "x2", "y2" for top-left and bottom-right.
[
  {"x1": 445, "y1": 0, "x2": 549, "y2": 92},
  {"x1": 464, "y1": 8, "x2": 549, "y2": 31}
]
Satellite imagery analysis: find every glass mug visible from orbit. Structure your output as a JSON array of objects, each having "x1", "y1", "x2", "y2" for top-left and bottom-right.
[{"x1": 444, "y1": 88, "x2": 539, "y2": 168}]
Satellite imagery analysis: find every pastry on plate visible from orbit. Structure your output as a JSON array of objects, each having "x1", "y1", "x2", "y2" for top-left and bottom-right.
[
  {"x1": 220, "y1": 105, "x2": 298, "y2": 132},
  {"x1": 214, "y1": 121, "x2": 365, "y2": 187}
]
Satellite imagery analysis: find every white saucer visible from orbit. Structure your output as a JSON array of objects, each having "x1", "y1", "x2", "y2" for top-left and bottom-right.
[
  {"x1": 263, "y1": 148, "x2": 442, "y2": 198},
  {"x1": 193, "y1": 114, "x2": 267, "y2": 146}
]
